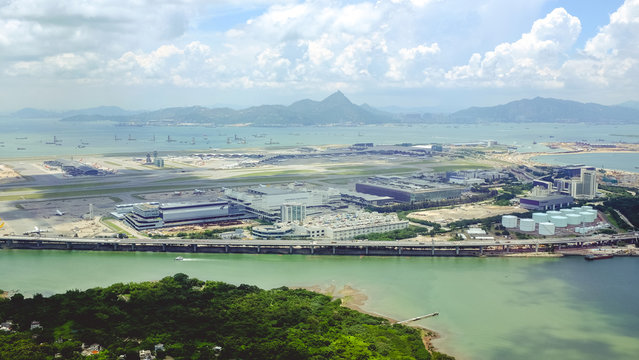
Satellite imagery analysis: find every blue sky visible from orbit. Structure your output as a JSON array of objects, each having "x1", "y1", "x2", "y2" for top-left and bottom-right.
[{"x1": 0, "y1": 0, "x2": 637, "y2": 112}]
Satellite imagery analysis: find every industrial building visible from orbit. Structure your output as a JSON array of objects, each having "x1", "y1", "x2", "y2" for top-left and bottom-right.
[
  {"x1": 123, "y1": 200, "x2": 251, "y2": 230},
  {"x1": 519, "y1": 194, "x2": 574, "y2": 211},
  {"x1": 340, "y1": 191, "x2": 395, "y2": 206},
  {"x1": 447, "y1": 170, "x2": 509, "y2": 185},
  {"x1": 355, "y1": 176, "x2": 464, "y2": 203}
]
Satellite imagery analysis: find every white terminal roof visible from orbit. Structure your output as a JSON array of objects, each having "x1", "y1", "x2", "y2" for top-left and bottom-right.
[{"x1": 305, "y1": 212, "x2": 405, "y2": 230}]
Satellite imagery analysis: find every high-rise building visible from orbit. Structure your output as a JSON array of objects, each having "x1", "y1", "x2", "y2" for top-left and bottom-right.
[
  {"x1": 281, "y1": 203, "x2": 306, "y2": 223},
  {"x1": 554, "y1": 167, "x2": 597, "y2": 200},
  {"x1": 577, "y1": 169, "x2": 597, "y2": 199}
]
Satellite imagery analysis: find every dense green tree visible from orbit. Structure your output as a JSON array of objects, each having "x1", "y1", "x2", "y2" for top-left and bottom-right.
[{"x1": 0, "y1": 275, "x2": 451, "y2": 360}]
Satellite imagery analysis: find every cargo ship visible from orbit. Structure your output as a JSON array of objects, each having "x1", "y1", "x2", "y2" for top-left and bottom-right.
[{"x1": 584, "y1": 254, "x2": 613, "y2": 260}]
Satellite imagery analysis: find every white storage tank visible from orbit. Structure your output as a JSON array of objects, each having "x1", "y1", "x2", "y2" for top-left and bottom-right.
[
  {"x1": 581, "y1": 211, "x2": 597, "y2": 223},
  {"x1": 571, "y1": 206, "x2": 582, "y2": 212},
  {"x1": 581, "y1": 205, "x2": 593, "y2": 210},
  {"x1": 539, "y1": 222, "x2": 556, "y2": 235},
  {"x1": 502, "y1": 215, "x2": 518, "y2": 228},
  {"x1": 546, "y1": 210, "x2": 562, "y2": 217},
  {"x1": 550, "y1": 216, "x2": 568, "y2": 227},
  {"x1": 566, "y1": 214, "x2": 582, "y2": 225},
  {"x1": 532, "y1": 213, "x2": 548, "y2": 223},
  {"x1": 585, "y1": 210, "x2": 599, "y2": 222},
  {"x1": 560, "y1": 208, "x2": 574, "y2": 215},
  {"x1": 519, "y1": 218, "x2": 536, "y2": 231}
]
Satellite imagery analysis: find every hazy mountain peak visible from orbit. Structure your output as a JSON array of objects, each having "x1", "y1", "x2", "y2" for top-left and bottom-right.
[{"x1": 321, "y1": 90, "x2": 352, "y2": 106}]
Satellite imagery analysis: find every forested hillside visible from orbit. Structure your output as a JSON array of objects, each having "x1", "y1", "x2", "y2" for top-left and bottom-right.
[{"x1": 0, "y1": 274, "x2": 453, "y2": 360}]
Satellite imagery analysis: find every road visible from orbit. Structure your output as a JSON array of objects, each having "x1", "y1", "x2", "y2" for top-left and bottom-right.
[{"x1": 3, "y1": 233, "x2": 633, "y2": 248}]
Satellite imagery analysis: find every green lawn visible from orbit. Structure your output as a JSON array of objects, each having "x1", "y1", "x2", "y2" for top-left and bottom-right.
[
  {"x1": 150, "y1": 175, "x2": 206, "y2": 183},
  {"x1": 227, "y1": 169, "x2": 316, "y2": 178},
  {"x1": 100, "y1": 217, "x2": 135, "y2": 237},
  {"x1": 0, "y1": 181, "x2": 125, "y2": 193},
  {"x1": 431, "y1": 164, "x2": 491, "y2": 172},
  {"x1": 330, "y1": 167, "x2": 418, "y2": 175}
]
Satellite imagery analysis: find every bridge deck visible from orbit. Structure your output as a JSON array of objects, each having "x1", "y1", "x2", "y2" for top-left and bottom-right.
[{"x1": 1, "y1": 234, "x2": 635, "y2": 257}]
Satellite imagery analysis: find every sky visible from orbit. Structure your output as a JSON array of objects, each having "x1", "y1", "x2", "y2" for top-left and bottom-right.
[{"x1": 0, "y1": 0, "x2": 637, "y2": 112}]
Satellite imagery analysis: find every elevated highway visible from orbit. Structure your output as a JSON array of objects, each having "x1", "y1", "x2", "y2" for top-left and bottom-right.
[{"x1": 1, "y1": 233, "x2": 636, "y2": 257}]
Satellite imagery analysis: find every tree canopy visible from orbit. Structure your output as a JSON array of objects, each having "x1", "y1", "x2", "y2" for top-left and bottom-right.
[{"x1": 0, "y1": 274, "x2": 450, "y2": 360}]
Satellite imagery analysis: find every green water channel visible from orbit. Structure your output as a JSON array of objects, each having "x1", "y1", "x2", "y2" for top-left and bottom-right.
[{"x1": 1, "y1": 250, "x2": 638, "y2": 359}]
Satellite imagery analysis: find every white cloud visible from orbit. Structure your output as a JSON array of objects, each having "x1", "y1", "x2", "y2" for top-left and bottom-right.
[
  {"x1": 445, "y1": 7, "x2": 580, "y2": 87},
  {"x1": 0, "y1": 0, "x2": 203, "y2": 61},
  {"x1": 386, "y1": 43, "x2": 441, "y2": 81},
  {"x1": 561, "y1": 0, "x2": 639, "y2": 91},
  {"x1": 1, "y1": 0, "x2": 638, "y2": 109},
  {"x1": 0, "y1": 0, "x2": 449, "y2": 91}
]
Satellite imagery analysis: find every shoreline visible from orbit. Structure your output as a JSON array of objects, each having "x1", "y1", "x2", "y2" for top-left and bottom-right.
[
  {"x1": 506, "y1": 145, "x2": 639, "y2": 170},
  {"x1": 295, "y1": 284, "x2": 444, "y2": 356}
]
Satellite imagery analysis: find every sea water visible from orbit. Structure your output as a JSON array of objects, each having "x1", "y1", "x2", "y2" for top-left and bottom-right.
[
  {"x1": 533, "y1": 152, "x2": 639, "y2": 173},
  {"x1": 1, "y1": 117, "x2": 638, "y2": 158}
]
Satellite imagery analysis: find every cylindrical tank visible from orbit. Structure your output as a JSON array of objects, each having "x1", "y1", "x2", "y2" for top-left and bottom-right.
[
  {"x1": 581, "y1": 205, "x2": 593, "y2": 210},
  {"x1": 502, "y1": 215, "x2": 518, "y2": 228},
  {"x1": 519, "y1": 218, "x2": 536, "y2": 231},
  {"x1": 532, "y1": 213, "x2": 548, "y2": 223},
  {"x1": 580, "y1": 211, "x2": 597, "y2": 223},
  {"x1": 560, "y1": 208, "x2": 574, "y2": 215},
  {"x1": 539, "y1": 222, "x2": 556, "y2": 235},
  {"x1": 546, "y1": 210, "x2": 562, "y2": 217},
  {"x1": 566, "y1": 214, "x2": 582, "y2": 225},
  {"x1": 571, "y1": 207, "x2": 582, "y2": 212},
  {"x1": 550, "y1": 216, "x2": 568, "y2": 227}
]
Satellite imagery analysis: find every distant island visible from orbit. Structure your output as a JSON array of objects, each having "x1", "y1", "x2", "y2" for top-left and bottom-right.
[
  {"x1": 12, "y1": 92, "x2": 639, "y2": 126},
  {"x1": 0, "y1": 274, "x2": 453, "y2": 360}
]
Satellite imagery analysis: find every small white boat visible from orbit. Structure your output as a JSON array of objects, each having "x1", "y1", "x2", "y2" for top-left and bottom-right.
[{"x1": 175, "y1": 256, "x2": 184, "y2": 261}]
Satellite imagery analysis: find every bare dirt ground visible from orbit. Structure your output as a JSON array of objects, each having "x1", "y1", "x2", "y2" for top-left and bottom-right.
[
  {"x1": 408, "y1": 203, "x2": 528, "y2": 225},
  {"x1": 145, "y1": 220, "x2": 257, "y2": 237},
  {"x1": 0, "y1": 164, "x2": 23, "y2": 184}
]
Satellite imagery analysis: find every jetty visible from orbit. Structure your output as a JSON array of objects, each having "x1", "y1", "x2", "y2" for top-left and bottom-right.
[{"x1": 397, "y1": 312, "x2": 439, "y2": 324}]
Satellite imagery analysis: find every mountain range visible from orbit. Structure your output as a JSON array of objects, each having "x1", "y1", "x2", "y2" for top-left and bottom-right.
[
  {"x1": 449, "y1": 97, "x2": 639, "y2": 123},
  {"x1": 10, "y1": 92, "x2": 639, "y2": 126}
]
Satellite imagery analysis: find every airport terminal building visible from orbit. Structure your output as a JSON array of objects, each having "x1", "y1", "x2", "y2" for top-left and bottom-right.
[
  {"x1": 123, "y1": 200, "x2": 252, "y2": 230},
  {"x1": 224, "y1": 186, "x2": 341, "y2": 221}
]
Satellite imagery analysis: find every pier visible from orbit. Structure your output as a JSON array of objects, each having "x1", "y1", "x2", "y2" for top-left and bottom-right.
[
  {"x1": 0, "y1": 234, "x2": 635, "y2": 257},
  {"x1": 397, "y1": 312, "x2": 439, "y2": 324}
]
